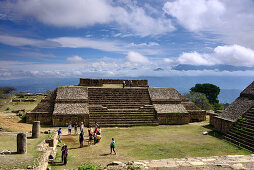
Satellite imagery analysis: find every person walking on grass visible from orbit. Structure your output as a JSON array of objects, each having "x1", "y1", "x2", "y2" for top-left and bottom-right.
[
  {"x1": 57, "y1": 128, "x2": 62, "y2": 142},
  {"x1": 74, "y1": 122, "x2": 78, "y2": 135},
  {"x1": 63, "y1": 145, "x2": 68, "y2": 165},
  {"x1": 79, "y1": 132, "x2": 84, "y2": 148},
  {"x1": 68, "y1": 123, "x2": 72, "y2": 135},
  {"x1": 61, "y1": 145, "x2": 66, "y2": 162},
  {"x1": 110, "y1": 138, "x2": 116, "y2": 154},
  {"x1": 80, "y1": 122, "x2": 84, "y2": 133}
]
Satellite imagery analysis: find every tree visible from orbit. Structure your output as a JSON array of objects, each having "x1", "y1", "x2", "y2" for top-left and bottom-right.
[
  {"x1": 183, "y1": 92, "x2": 213, "y2": 110},
  {"x1": 0, "y1": 86, "x2": 17, "y2": 94},
  {"x1": 190, "y1": 83, "x2": 220, "y2": 104}
]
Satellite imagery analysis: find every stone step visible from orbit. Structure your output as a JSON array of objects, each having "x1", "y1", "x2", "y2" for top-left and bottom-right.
[
  {"x1": 89, "y1": 114, "x2": 155, "y2": 117},
  {"x1": 88, "y1": 122, "x2": 159, "y2": 127},
  {"x1": 225, "y1": 131, "x2": 254, "y2": 147},
  {"x1": 89, "y1": 113, "x2": 155, "y2": 116},
  {"x1": 89, "y1": 119, "x2": 157, "y2": 122},
  {"x1": 89, "y1": 111, "x2": 155, "y2": 114},
  {"x1": 224, "y1": 135, "x2": 254, "y2": 152},
  {"x1": 243, "y1": 115, "x2": 254, "y2": 121},
  {"x1": 231, "y1": 126, "x2": 254, "y2": 136},
  {"x1": 227, "y1": 130, "x2": 254, "y2": 143},
  {"x1": 88, "y1": 99, "x2": 150, "y2": 102}
]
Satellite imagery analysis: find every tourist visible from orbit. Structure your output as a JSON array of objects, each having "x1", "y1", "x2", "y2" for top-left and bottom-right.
[
  {"x1": 63, "y1": 145, "x2": 68, "y2": 165},
  {"x1": 95, "y1": 121, "x2": 99, "y2": 132},
  {"x1": 61, "y1": 145, "x2": 66, "y2": 162},
  {"x1": 123, "y1": 80, "x2": 125, "y2": 88},
  {"x1": 90, "y1": 127, "x2": 93, "y2": 135},
  {"x1": 110, "y1": 138, "x2": 116, "y2": 154},
  {"x1": 88, "y1": 130, "x2": 93, "y2": 146},
  {"x1": 57, "y1": 128, "x2": 62, "y2": 142},
  {"x1": 80, "y1": 122, "x2": 84, "y2": 133},
  {"x1": 93, "y1": 132, "x2": 97, "y2": 144},
  {"x1": 98, "y1": 127, "x2": 101, "y2": 135},
  {"x1": 130, "y1": 80, "x2": 133, "y2": 88},
  {"x1": 79, "y1": 132, "x2": 84, "y2": 148},
  {"x1": 96, "y1": 133, "x2": 101, "y2": 143},
  {"x1": 74, "y1": 122, "x2": 78, "y2": 135},
  {"x1": 68, "y1": 123, "x2": 72, "y2": 135}
]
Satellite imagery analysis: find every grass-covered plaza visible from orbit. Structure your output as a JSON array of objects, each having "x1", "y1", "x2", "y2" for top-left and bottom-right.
[{"x1": 49, "y1": 119, "x2": 251, "y2": 169}]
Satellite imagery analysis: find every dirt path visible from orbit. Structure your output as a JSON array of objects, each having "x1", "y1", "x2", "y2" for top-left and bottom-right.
[{"x1": 0, "y1": 112, "x2": 32, "y2": 132}]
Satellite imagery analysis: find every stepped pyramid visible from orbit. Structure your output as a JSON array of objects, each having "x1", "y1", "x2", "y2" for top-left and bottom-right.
[
  {"x1": 27, "y1": 78, "x2": 206, "y2": 127},
  {"x1": 210, "y1": 81, "x2": 254, "y2": 152}
]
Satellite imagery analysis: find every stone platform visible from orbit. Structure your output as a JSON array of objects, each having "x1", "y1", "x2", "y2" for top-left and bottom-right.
[{"x1": 107, "y1": 154, "x2": 254, "y2": 169}]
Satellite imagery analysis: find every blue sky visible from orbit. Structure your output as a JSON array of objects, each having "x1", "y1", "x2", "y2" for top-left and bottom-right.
[{"x1": 1, "y1": 0, "x2": 254, "y2": 80}]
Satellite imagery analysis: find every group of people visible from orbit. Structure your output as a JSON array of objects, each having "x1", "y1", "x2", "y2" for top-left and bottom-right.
[
  {"x1": 57, "y1": 121, "x2": 116, "y2": 164},
  {"x1": 123, "y1": 80, "x2": 133, "y2": 88},
  {"x1": 88, "y1": 122, "x2": 101, "y2": 145}
]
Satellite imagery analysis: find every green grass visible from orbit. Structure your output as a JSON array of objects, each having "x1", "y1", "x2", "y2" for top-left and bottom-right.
[
  {"x1": 50, "y1": 121, "x2": 251, "y2": 170},
  {"x1": 0, "y1": 133, "x2": 50, "y2": 169},
  {"x1": 0, "y1": 95, "x2": 44, "y2": 113}
]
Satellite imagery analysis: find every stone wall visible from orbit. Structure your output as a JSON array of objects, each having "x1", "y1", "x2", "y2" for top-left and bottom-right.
[
  {"x1": 148, "y1": 88, "x2": 182, "y2": 101},
  {"x1": 53, "y1": 103, "x2": 89, "y2": 115},
  {"x1": 52, "y1": 114, "x2": 89, "y2": 126},
  {"x1": 209, "y1": 114, "x2": 233, "y2": 134},
  {"x1": 157, "y1": 113, "x2": 190, "y2": 124},
  {"x1": 56, "y1": 86, "x2": 88, "y2": 100},
  {"x1": 188, "y1": 110, "x2": 206, "y2": 122},
  {"x1": 79, "y1": 78, "x2": 148, "y2": 87},
  {"x1": 26, "y1": 112, "x2": 52, "y2": 124}
]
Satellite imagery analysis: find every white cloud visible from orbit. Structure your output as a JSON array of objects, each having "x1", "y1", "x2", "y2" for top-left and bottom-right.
[
  {"x1": 127, "y1": 42, "x2": 159, "y2": 47},
  {"x1": 177, "y1": 44, "x2": 254, "y2": 67},
  {"x1": 50, "y1": 37, "x2": 126, "y2": 52},
  {"x1": 178, "y1": 52, "x2": 214, "y2": 66},
  {"x1": 163, "y1": 0, "x2": 254, "y2": 48},
  {"x1": 0, "y1": 34, "x2": 163, "y2": 55},
  {"x1": 163, "y1": 0, "x2": 225, "y2": 31},
  {"x1": 0, "y1": 35, "x2": 59, "y2": 48},
  {"x1": 1, "y1": 0, "x2": 175, "y2": 36},
  {"x1": 66, "y1": 56, "x2": 85, "y2": 64},
  {"x1": 126, "y1": 51, "x2": 149, "y2": 64},
  {"x1": 213, "y1": 45, "x2": 254, "y2": 66}
]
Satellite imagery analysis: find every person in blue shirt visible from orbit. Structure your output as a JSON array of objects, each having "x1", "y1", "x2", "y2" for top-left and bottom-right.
[{"x1": 57, "y1": 128, "x2": 62, "y2": 142}]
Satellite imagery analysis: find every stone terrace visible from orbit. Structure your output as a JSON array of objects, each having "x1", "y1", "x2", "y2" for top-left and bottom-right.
[{"x1": 88, "y1": 88, "x2": 158, "y2": 127}]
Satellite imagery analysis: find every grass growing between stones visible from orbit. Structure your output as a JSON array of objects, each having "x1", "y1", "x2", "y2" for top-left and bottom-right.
[
  {"x1": 50, "y1": 120, "x2": 251, "y2": 170},
  {"x1": 0, "y1": 133, "x2": 49, "y2": 169}
]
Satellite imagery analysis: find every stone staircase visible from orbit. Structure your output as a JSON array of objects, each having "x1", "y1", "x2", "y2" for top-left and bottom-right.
[
  {"x1": 88, "y1": 88, "x2": 158, "y2": 127},
  {"x1": 224, "y1": 106, "x2": 254, "y2": 152}
]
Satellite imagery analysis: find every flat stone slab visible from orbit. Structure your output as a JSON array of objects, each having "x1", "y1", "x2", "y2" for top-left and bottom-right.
[{"x1": 189, "y1": 161, "x2": 205, "y2": 166}]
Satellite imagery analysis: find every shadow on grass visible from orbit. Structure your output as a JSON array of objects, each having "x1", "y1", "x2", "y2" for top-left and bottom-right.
[
  {"x1": 202, "y1": 124, "x2": 224, "y2": 139},
  {"x1": 1, "y1": 151, "x2": 18, "y2": 155},
  {"x1": 100, "y1": 153, "x2": 111, "y2": 156},
  {"x1": 50, "y1": 161, "x2": 65, "y2": 166}
]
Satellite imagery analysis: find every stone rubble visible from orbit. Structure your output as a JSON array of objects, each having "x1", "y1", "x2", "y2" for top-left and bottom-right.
[{"x1": 106, "y1": 154, "x2": 254, "y2": 169}]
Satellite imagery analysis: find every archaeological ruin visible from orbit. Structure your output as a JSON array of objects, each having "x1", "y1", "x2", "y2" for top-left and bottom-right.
[
  {"x1": 210, "y1": 81, "x2": 254, "y2": 152},
  {"x1": 27, "y1": 78, "x2": 206, "y2": 127}
]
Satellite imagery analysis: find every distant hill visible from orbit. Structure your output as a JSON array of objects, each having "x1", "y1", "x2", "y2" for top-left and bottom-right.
[{"x1": 0, "y1": 77, "x2": 251, "y2": 104}]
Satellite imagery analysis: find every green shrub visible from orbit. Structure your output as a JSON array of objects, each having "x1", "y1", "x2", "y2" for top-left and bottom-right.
[
  {"x1": 6, "y1": 107, "x2": 10, "y2": 111},
  {"x1": 78, "y1": 163, "x2": 100, "y2": 170},
  {"x1": 21, "y1": 114, "x2": 26, "y2": 122},
  {"x1": 19, "y1": 94, "x2": 25, "y2": 98}
]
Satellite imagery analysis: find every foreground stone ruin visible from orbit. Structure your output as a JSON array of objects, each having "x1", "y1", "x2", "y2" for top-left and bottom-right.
[
  {"x1": 27, "y1": 78, "x2": 206, "y2": 127},
  {"x1": 210, "y1": 81, "x2": 254, "y2": 152}
]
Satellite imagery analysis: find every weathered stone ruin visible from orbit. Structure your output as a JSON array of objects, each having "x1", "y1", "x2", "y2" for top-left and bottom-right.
[
  {"x1": 27, "y1": 78, "x2": 206, "y2": 127},
  {"x1": 17, "y1": 133, "x2": 27, "y2": 154},
  {"x1": 210, "y1": 81, "x2": 254, "y2": 152}
]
